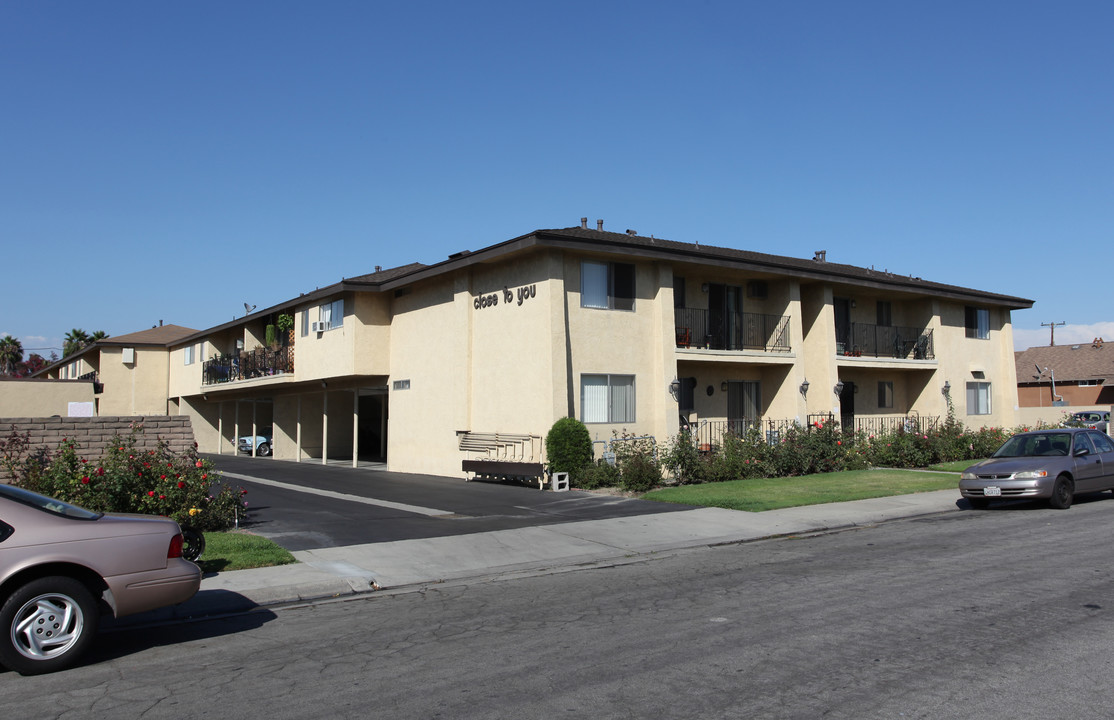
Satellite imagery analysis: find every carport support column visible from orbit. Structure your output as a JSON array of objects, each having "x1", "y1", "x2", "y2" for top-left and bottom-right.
[
  {"x1": 217, "y1": 401, "x2": 224, "y2": 455},
  {"x1": 251, "y1": 400, "x2": 258, "y2": 458},
  {"x1": 352, "y1": 389, "x2": 359, "y2": 468},
  {"x1": 321, "y1": 388, "x2": 329, "y2": 465},
  {"x1": 296, "y1": 395, "x2": 303, "y2": 463}
]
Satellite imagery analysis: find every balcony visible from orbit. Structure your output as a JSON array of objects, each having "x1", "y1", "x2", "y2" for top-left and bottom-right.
[
  {"x1": 836, "y1": 324, "x2": 934, "y2": 360},
  {"x1": 675, "y1": 309, "x2": 791, "y2": 352},
  {"x1": 203, "y1": 347, "x2": 294, "y2": 386},
  {"x1": 77, "y1": 370, "x2": 103, "y2": 394}
]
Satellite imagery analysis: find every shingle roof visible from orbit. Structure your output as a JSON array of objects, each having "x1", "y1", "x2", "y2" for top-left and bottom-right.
[
  {"x1": 180, "y1": 224, "x2": 1034, "y2": 343},
  {"x1": 528, "y1": 227, "x2": 1033, "y2": 308},
  {"x1": 98, "y1": 324, "x2": 199, "y2": 346},
  {"x1": 1016, "y1": 343, "x2": 1114, "y2": 383},
  {"x1": 33, "y1": 324, "x2": 200, "y2": 377}
]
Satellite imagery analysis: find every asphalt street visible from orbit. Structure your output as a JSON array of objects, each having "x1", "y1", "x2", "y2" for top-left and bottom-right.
[
  {"x1": 202, "y1": 453, "x2": 693, "y2": 550},
  {"x1": 8, "y1": 496, "x2": 1114, "y2": 719}
]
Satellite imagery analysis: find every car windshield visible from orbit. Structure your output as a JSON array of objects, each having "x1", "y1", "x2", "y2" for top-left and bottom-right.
[
  {"x1": 992, "y1": 433, "x2": 1073, "y2": 458},
  {"x1": 0, "y1": 484, "x2": 103, "y2": 520}
]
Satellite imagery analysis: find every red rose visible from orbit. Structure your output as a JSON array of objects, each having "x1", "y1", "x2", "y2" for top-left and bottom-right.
[
  {"x1": 159, "y1": 494, "x2": 166, "y2": 499},
  {"x1": 81, "y1": 476, "x2": 90, "y2": 484},
  {"x1": 178, "y1": 481, "x2": 185, "y2": 489},
  {"x1": 160, "y1": 475, "x2": 166, "y2": 480},
  {"x1": 148, "y1": 490, "x2": 155, "y2": 496}
]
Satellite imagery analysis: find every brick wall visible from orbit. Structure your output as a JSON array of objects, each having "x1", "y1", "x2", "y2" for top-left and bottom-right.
[{"x1": 0, "y1": 416, "x2": 196, "y2": 482}]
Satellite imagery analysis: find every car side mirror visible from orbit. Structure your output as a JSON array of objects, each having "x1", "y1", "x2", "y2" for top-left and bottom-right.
[{"x1": 1074, "y1": 447, "x2": 1091, "y2": 457}]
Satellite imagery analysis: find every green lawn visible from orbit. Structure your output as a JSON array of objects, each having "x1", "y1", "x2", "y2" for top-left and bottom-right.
[
  {"x1": 197, "y1": 531, "x2": 297, "y2": 573},
  {"x1": 928, "y1": 459, "x2": 980, "y2": 473},
  {"x1": 642, "y1": 468, "x2": 963, "y2": 512}
]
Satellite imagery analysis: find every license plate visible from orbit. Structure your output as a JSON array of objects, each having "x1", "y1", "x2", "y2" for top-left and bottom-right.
[{"x1": 983, "y1": 486, "x2": 1001, "y2": 497}]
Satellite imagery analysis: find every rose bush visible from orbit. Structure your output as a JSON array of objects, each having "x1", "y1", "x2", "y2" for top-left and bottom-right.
[{"x1": 2, "y1": 426, "x2": 246, "y2": 531}]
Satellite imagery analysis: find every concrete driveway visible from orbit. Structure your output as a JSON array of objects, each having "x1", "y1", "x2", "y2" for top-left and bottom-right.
[{"x1": 202, "y1": 454, "x2": 692, "y2": 551}]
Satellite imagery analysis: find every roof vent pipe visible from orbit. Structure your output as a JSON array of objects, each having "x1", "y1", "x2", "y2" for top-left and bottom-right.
[
  {"x1": 375, "y1": 265, "x2": 382, "y2": 272},
  {"x1": 813, "y1": 250, "x2": 827, "y2": 262},
  {"x1": 581, "y1": 217, "x2": 588, "y2": 229},
  {"x1": 626, "y1": 229, "x2": 637, "y2": 236},
  {"x1": 597, "y1": 219, "x2": 604, "y2": 231}
]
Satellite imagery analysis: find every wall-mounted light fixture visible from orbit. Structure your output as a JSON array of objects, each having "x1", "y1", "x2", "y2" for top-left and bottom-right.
[
  {"x1": 668, "y1": 377, "x2": 681, "y2": 401},
  {"x1": 799, "y1": 379, "x2": 809, "y2": 396},
  {"x1": 850, "y1": 299, "x2": 857, "y2": 309},
  {"x1": 721, "y1": 381, "x2": 729, "y2": 392},
  {"x1": 834, "y1": 381, "x2": 844, "y2": 396},
  {"x1": 701, "y1": 283, "x2": 709, "y2": 293},
  {"x1": 942, "y1": 380, "x2": 951, "y2": 395}
]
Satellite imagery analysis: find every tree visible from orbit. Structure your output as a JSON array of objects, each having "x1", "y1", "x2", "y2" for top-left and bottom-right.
[
  {"x1": 17, "y1": 353, "x2": 48, "y2": 377},
  {"x1": 0, "y1": 335, "x2": 23, "y2": 375},
  {"x1": 89, "y1": 330, "x2": 109, "y2": 342},
  {"x1": 63, "y1": 329, "x2": 90, "y2": 357}
]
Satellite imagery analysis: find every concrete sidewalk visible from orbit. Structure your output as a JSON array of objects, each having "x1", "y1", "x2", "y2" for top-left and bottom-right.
[{"x1": 127, "y1": 489, "x2": 964, "y2": 625}]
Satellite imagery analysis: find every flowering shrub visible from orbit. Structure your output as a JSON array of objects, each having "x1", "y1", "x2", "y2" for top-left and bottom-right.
[{"x1": 2, "y1": 426, "x2": 246, "y2": 531}]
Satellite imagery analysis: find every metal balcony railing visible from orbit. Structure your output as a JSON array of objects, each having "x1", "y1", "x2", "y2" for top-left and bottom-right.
[
  {"x1": 203, "y1": 347, "x2": 294, "y2": 386},
  {"x1": 675, "y1": 309, "x2": 791, "y2": 352},
  {"x1": 836, "y1": 324, "x2": 934, "y2": 359}
]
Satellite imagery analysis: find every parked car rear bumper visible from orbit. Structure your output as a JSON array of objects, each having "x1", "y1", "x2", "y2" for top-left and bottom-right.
[{"x1": 103, "y1": 559, "x2": 201, "y2": 617}]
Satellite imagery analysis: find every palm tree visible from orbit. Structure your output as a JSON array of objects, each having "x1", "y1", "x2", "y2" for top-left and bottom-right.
[
  {"x1": 89, "y1": 330, "x2": 109, "y2": 342},
  {"x1": 63, "y1": 328, "x2": 90, "y2": 357},
  {"x1": 0, "y1": 335, "x2": 23, "y2": 375}
]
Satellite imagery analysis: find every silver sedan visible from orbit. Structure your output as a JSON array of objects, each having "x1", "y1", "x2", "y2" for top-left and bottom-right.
[{"x1": 960, "y1": 428, "x2": 1114, "y2": 509}]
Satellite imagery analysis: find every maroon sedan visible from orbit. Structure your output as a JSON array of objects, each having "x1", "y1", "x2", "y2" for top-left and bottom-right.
[{"x1": 0, "y1": 484, "x2": 201, "y2": 675}]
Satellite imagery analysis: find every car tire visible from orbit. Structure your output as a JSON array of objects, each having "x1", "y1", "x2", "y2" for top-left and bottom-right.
[
  {"x1": 967, "y1": 497, "x2": 990, "y2": 510},
  {"x1": 257, "y1": 442, "x2": 271, "y2": 457},
  {"x1": 1048, "y1": 475, "x2": 1074, "y2": 510},
  {"x1": 181, "y1": 526, "x2": 206, "y2": 562},
  {"x1": 0, "y1": 576, "x2": 99, "y2": 676}
]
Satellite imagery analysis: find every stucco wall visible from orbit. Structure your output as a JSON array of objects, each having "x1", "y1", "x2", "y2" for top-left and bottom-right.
[{"x1": 0, "y1": 379, "x2": 95, "y2": 417}]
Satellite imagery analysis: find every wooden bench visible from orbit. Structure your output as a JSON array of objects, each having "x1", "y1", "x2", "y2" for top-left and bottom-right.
[
  {"x1": 458, "y1": 431, "x2": 552, "y2": 489},
  {"x1": 461, "y1": 459, "x2": 549, "y2": 489}
]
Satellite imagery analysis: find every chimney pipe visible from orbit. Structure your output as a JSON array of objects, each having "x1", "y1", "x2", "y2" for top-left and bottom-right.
[
  {"x1": 597, "y1": 219, "x2": 604, "y2": 231},
  {"x1": 375, "y1": 265, "x2": 382, "y2": 272},
  {"x1": 580, "y1": 217, "x2": 588, "y2": 229}
]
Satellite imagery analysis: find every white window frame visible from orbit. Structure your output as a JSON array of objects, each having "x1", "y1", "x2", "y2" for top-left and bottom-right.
[
  {"x1": 878, "y1": 381, "x2": 894, "y2": 409},
  {"x1": 580, "y1": 261, "x2": 635, "y2": 311},
  {"x1": 965, "y1": 307, "x2": 990, "y2": 340},
  {"x1": 580, "y1": 374, "x2": 636, "y2": 423},
  {"x1": 184, "y1": 345, "x2": 195, "y2": 365},
  {"x1": 966, "y1": 381, "x2": 992, "y2": 415},
  {"x1": 319, "y1": 298, "x2": 345, "y2": 330}
]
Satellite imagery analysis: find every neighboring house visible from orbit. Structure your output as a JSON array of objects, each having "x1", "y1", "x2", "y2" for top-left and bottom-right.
[
  {"x1": 144, "y1": 222, "x2": 1031, "y2": 478},
  {"x1": 1015, "y1": 341, "x2": 1114, "y2": 407},
  {"x1": 34, "y1": 324, "x2": 198, "y2": 416}
]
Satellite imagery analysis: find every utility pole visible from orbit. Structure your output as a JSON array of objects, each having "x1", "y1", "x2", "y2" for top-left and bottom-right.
[{"x1": 1042, "y1": 321, "x2": 1066, "y2": 346}]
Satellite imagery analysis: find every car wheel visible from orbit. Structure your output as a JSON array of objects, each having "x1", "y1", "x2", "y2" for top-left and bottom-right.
[
  {"x1": 181, "y1": 526, "x2": 206, "y2": 562},
  {"x1": 257, "y1": 442, "x2": 271, "y2": 457},
  {"x1": 1048, "y1": 475, "x2": 1074, "y2": 510},
  {"x1": 967, "y1": 497, "x2": 990, "y2": 510},
  {"x1": 0, "y1": 576, "x2": 99, "y2": 676}
]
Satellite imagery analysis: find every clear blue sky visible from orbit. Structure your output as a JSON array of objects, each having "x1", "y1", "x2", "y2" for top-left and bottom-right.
[{"x1": 2, "y1": 1, "x2": 1110, "y2": 357}]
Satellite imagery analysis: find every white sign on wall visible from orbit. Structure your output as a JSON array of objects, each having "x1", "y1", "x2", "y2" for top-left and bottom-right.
[{"x1": 68, "y1": 402, "x2": 95, "y2": 417}]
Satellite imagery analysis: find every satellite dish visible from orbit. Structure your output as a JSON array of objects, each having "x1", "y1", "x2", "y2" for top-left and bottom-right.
[{"x1": 244, "y1": 303, "x2": 256, "y2": 314}]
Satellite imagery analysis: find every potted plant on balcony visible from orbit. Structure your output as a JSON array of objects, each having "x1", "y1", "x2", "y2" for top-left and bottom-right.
[{"x1": 276, "y1": 313, "x2": 295, "y2": 346}]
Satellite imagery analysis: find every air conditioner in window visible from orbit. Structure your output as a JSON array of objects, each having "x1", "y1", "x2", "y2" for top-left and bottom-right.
[{"x1": 311, "y1": 321, "x2": 326, "y2": 333}]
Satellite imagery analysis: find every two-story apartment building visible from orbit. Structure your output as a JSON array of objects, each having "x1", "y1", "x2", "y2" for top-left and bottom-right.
[{"x1": 146, "y1": 222, "x2": 1031, "y2": 478}]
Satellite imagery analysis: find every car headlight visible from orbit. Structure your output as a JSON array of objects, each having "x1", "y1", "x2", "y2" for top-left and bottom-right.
[
  {"x1": 961, "y1": 472, "x2": 978, "y2": 481},
  {"x1": 1013, "y1": 470, "x2": 1049, "y2": 479}
]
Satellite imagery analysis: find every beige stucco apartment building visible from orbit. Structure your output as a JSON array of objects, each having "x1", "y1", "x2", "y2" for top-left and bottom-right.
[{"x1": 30, "y1": 224, "x2": 1033, "y2": 478}]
